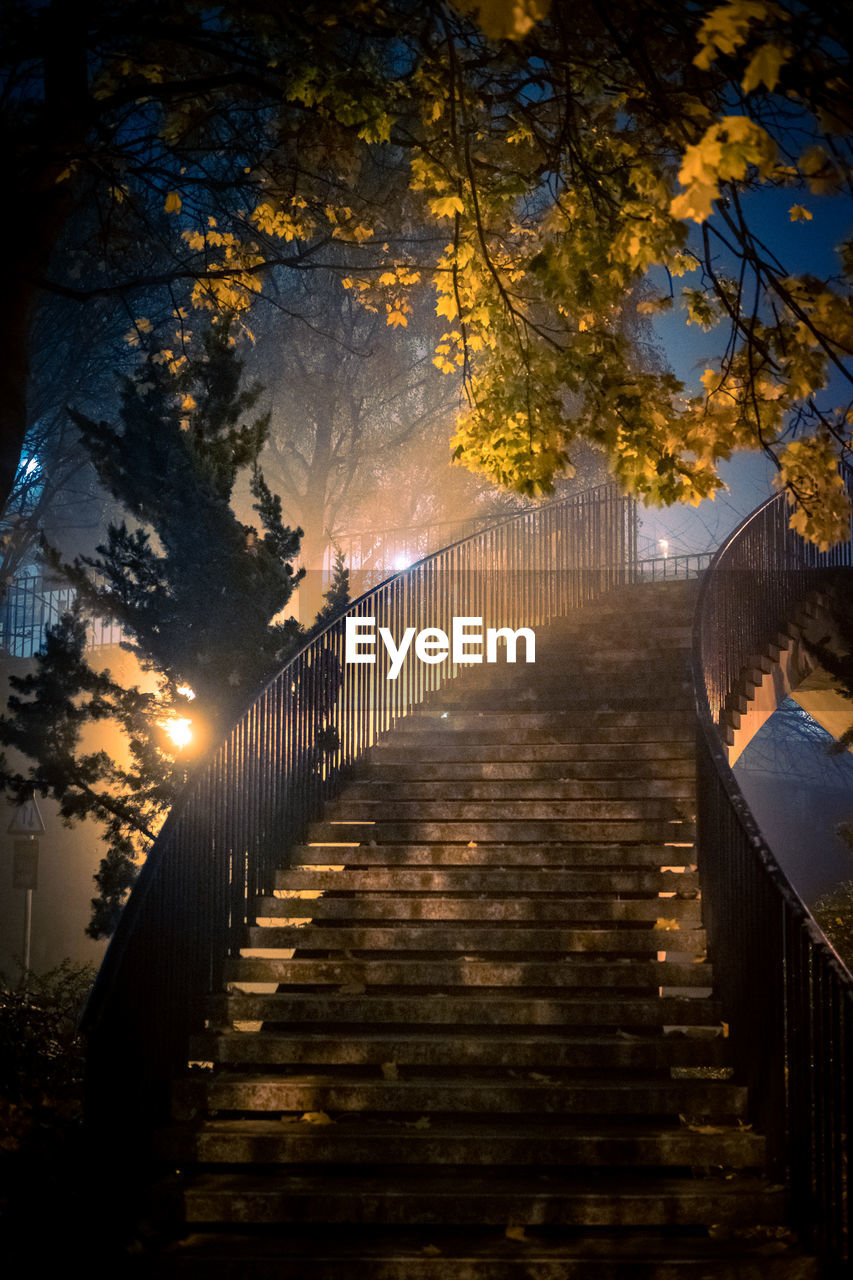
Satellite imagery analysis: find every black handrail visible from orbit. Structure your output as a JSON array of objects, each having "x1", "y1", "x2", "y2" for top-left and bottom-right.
[
  {"x1": 692, "y1": 478, "x2": 853, "y2": 1267},
  {"x1": 82, "y1": 480, "x2": 636, "y2": 1149}
]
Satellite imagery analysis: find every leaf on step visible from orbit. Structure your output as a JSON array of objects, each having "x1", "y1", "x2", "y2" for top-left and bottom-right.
[
  {"x1": 616, "y1": 1029, "x2": 638, "y2": 1040},
  {"x1": 685, "y1": 1122, "x2": 728, "y2": 1134},
  {"x1": 300, "y1": 1111, "x2": 335, "y2": 1125},
  {"x1": 405, "y1": 1116, "x2": 431, "y2": 1129},
  {"x1": 467, "y1": 841, "x2": 478, "y2": 847},
  {"x1": 655, "y1": 918, "x2": 680, "y2": 931},
  {"x1": 528, "y1": 1071, "x2": 557, "y2": 1084},
  {"x1": 421, "y1": 1245, "x2": 442, "y2": 1256},
  {"x1": 721, "y1": 1021, "x2": 730, "y2": 1038},
  {"x1": 381, "y1": 1061, "x2": 399, "y2": 1080},
  {"x1": 505, "y1": 1226, "x2": 528, "y2": 1242},
  {"x1": 338, "y1": 983, "x2": 366, "y2": 995}
]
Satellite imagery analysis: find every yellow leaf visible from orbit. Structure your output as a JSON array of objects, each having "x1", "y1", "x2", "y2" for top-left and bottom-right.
[
  {"x1": 505, "y1": 1225, "x2": 528, "y2": 1242},
  {"x1": 300, "y1": 1111, "x2": 335, "y2": 1125},
  {"x1": 655, "y1": 918, "x2": 680, "y2": 931},
  {"x1": 436, "y1": 294, "x2": 458, "y2": 321},
  {"x1": 387, "y1": 310, "x2": 408, "y2": 328},
  {"x1": 164, "y1": 191, "x2": 182, "y2": 213},
  {"x1": 381, "y1": 1062, "x2": 399, "y2": 1080},
  {"x1": 742, "y1": 43, "x2": 789, "y2": 95},
  {"x1": 429, "y1": 194, "x2": 465, "y2": 219},
  {"x1": 789, "y1": 205, "x2": 813, "y2": 222}
]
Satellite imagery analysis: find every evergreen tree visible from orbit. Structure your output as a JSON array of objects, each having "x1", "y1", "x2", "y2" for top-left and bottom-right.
[
  {"x1": 0, "y1": 323, "x2": 304, "y2": 936},
  {"x1": 308, "y1": 547, "x2": 351, "y2": 636}
]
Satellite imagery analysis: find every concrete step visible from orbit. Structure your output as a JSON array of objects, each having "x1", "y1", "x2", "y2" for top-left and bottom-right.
[
  {"x1": 400, "y1": 710, "x2": 695, "y2": 733},
  {"x1": 290, "y1": 843, "x2": 697, "y2": 868},
  {"x1": 272, "y1": 868, "x2": 699, "y2": 893},
  {"x1": 335, "y1": 779, "x2": 695, "y2": 801},
  {"x1": 365, "y1": 741, "x2": 696, "y2": 763},
  {"x1": 306, "y1": 821, "x2": 697, "y2": 844},
  {"x1": 143, "y1": 1226, "x2": 817, "y2": 1279},
  {"x1": 209, "y1": 993, "x2": 723, "y2": 1028},
  {"x1": 356, "y1": 759, "x2": 697, "y2": 781},
  {"x1": 224, "y1": 957, "x2": 712, "y2": 990},
  {"x1": 245, "y1": 924, "x2": 707, "y2": 954},
  {"x1": 160, "y1": 1171, "x2": 784, "y2": 1228},
  {"x1": 190, "y1": 1029, "x2": 729, "y2": 1071},
  {"x1": 254, "y1": 897, "x2": 703, "y2": 925},
  {"x1": 325, "y1": 800, "x2": 693, "y2": 822},
  {"x1": 159, "y1": 1117, "x2": 764, "y2": 1169},
  {"x1": 174, "y1": 1075, "x2": 746, "y2": 1121}
]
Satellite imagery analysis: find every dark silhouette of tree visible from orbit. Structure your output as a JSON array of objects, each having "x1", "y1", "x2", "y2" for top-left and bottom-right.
[{"x1": 0, "y1": 321, "x2": 304, "y2": 935}]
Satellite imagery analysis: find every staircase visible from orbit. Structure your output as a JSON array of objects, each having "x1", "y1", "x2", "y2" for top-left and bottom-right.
[{"x1": 150, "y1": 581, "x2": 816, "y2": 1276}]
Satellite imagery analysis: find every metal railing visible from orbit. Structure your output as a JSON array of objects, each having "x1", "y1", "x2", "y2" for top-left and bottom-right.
[
  {"x1": 0, "y1": 574, "x2": 123, "y2": 658},
  {"x1": 693, "y1": 480, "x2": 853, "y2": 1268},
  {"x1": 82, "y1": 481, "x2": 636, "y2": 1145}
]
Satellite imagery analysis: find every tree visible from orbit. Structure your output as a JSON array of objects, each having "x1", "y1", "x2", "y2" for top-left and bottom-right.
[
  {"x1": 5, "y1": 1, "x2": 853, "y2": 544},
  {"x1": 0, "y1": 322, "x2": 304, "y2": 935},
  {"x1": 308, "y1": 546, "x2": 351, "y2": 636}
]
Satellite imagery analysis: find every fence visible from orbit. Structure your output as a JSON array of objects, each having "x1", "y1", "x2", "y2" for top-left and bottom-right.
[
  {"x1": 692, "y1": 480, "x2": 853, "y2": 1267},
  {"x1": 0, "y1": 575, "x2": 123, "y2": 658}
]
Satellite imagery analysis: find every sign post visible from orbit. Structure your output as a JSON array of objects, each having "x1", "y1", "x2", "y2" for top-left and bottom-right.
[{"x1": 7, "y1": 798, "x2": 46, "y2": 991}]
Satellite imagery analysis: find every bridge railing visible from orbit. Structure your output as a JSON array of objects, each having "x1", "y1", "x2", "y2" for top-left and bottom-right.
[
  {"x1": 82, "y1": 481, "x2": 636, "y2": 1144},
  {"x1": 693, "y1": 481, "x2": 853, "y2": 1267}
]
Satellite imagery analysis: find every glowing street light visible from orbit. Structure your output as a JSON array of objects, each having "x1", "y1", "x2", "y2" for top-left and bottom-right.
[
  {"x1": 393, "y1": 552, "x2": 413, "y2": 571},
  {"x1": 659, "y1": 539, "x2": 669, "y2": 559},
  {"x1": 164, "y1": 717, "x2": 193, "y2": 749}
]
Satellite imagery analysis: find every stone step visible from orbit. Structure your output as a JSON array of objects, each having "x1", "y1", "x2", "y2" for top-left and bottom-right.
[
  {"x1": 356, "y1": 759, "x2": 697, "y2": 781},
  {"x1": 273, "y1": 868, "x2": 699, "y2": 893},
  {"x1": 224, "y1": 957, "x2": 712, "y2": 990},
  {"x1": 143, "y1": 1226, "x2": 817, "y2": 1279},
  {"x1": 401, "y1": 710, "x2": 695, "y2": 733},
  {"x1": 307, "y1": 821, "x2": 697, "y2": 844},
  {"x1": 325, "y1": 800, "x2": 693, "y2": 822},
  {"x1": 290, "y1": 843, "x2": 697, "y2": 868},
  {"x1": 190, "y1": 1030, "x2": 729, "y2": 1071},
  {"x1": 161, "y1": 1172, "x2": 783, "y2": 1228},
  {"x1": 427, "y1": 689, "x2": 693, "y2": 712},
  {"x1": 366, "y1": 741, "x2": 695, "y2": 763},
  {"x1": 209, "y1": 993, "x2": 722, "y2": 1028},
  {"x1": 255, "y1": 897, "x2": 703, "y2": 925},
  {"x1": 159, "y1": 1118, "x2": 764, "y2": 1169},
  {"x1": 245, "y1": 924, "x2": 706, "y2": 954},
  {"x1": 335, "y1": 779, "x2": 695, "y2": 801},
  {"x1": 174, "y1": 1076, "x2": 746, "y2": 1121}
]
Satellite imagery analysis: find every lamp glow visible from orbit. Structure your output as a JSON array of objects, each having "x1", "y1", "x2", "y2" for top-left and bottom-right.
[{"x1": 165, "y1": 717, "x2": 193, "y2": 748}]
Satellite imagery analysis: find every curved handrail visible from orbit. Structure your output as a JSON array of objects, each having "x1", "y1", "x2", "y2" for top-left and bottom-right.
[
  {"x1": 691, "y1": 479, "x2": 853, "y2": 1266},
  {"x1": 83, "y1": 480, "x2": 636, "y2": 1142}
]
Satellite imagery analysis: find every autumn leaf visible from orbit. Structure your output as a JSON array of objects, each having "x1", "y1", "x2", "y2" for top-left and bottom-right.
[
  {"x1": 164, "y1": 191, "x2": 182, "y2": 214},
  {"x1": 742, "y1": 44, "x2": 790, "y2": 95},
  {"x1": 300, "y1": 1111, "x2": 335, "y2": 1125}
]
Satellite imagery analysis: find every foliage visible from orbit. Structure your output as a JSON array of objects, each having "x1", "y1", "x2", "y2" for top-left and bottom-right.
[
  {"x1": 0, "y1": 960, "x2": 95, "y2": 1154},
  {"x1": 0, "y1": 324, "x2": 304, "y2": 936},
  {"x1": 309, "y1": 546, "x2": 351, "y2": 636},
  {"x1": 4, "y1": 0, "x2": 853, "y2": 547},
  {"x1": 812, "y1": 881, "x2": 853, "y2": 970}
]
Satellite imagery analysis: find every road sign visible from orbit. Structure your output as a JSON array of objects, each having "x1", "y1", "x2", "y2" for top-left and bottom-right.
[{"x1": 7, "y1": 797, "x2": 46, "y2": 836}]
